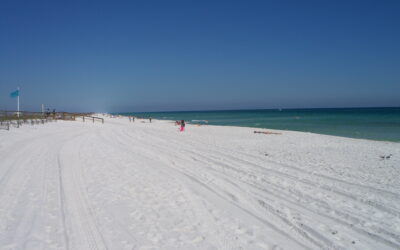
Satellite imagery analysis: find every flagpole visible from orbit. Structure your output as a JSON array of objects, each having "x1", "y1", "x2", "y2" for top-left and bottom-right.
[{"x1": 17, "y1": 87, "x2": 20, "y2": 117}]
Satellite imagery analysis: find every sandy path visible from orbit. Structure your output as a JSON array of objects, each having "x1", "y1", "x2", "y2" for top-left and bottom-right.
[{"x1": 0, "y1": 117, "x2": 399, "y2": 249}]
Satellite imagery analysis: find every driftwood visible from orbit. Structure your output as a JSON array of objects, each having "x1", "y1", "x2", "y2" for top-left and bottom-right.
[{"x1": 253, "y1": 131, "x2": 281, "y2": 135}]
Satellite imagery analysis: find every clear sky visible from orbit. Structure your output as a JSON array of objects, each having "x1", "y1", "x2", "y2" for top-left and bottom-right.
[{"x1": 0, "y1": 0, "x2": 399, "y2": 112}]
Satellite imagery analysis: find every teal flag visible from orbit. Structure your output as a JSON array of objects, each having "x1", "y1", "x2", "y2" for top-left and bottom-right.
[{"x1": 10, "y1": 89, "x2": 19, "y2": 98}]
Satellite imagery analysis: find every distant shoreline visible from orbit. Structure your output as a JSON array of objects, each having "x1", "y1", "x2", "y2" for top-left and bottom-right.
[{"x1": 115, "y1": 107, "x2": 400, "y2": 142}]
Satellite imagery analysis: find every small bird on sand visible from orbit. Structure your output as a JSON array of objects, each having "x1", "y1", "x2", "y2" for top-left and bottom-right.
[{"x1": 380, "y1": 154, "x2": 392, "y2": 160}]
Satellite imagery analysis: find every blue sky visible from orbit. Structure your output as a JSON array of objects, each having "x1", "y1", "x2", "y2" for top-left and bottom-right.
[{"x1": 0, "y1": 0, "x2": 399, "y2": 112}]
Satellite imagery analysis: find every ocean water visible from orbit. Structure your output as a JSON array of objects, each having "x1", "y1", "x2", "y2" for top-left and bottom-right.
[{"x1": 118, "y1": 107, "x2": 400, "y2": 142}]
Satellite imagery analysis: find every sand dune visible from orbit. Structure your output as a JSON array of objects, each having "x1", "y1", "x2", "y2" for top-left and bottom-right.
[{"x1": 0, "y1": 116, "x2": 399, "y2": 249}]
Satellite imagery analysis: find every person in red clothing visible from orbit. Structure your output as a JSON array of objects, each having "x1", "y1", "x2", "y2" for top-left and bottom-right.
[{"x1": 180, "y1": 120, "x2": 185, "y2": 132}]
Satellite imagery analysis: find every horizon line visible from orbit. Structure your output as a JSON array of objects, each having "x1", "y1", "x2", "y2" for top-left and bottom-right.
[{"x1": 113, "y1": 105, "x2": 400, "y2": 114}]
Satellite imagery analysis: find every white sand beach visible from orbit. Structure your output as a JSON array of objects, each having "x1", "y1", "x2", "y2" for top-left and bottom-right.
[{"x1": 0, "y1": 116, "x2": 399, "y2": 250}]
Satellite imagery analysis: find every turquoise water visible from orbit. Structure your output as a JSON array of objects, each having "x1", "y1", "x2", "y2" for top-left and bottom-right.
[{"x1": 117, "y1": 107, "x2": 400, "y2": 142}]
